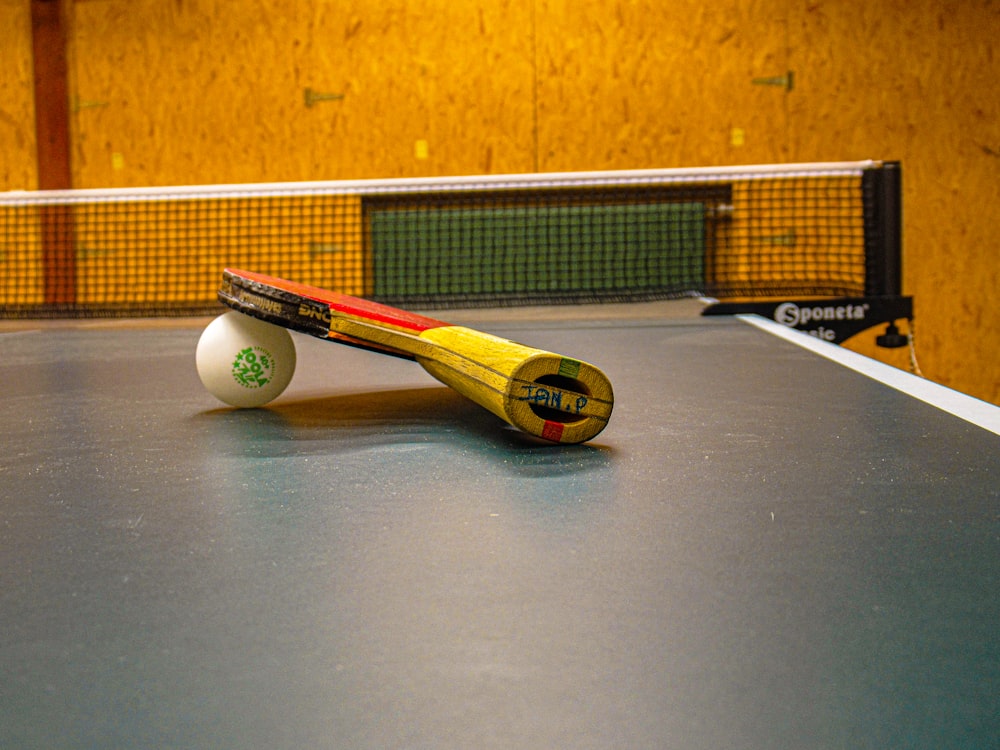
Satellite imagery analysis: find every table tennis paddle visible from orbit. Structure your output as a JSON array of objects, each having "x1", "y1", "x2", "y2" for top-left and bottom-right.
[{"x1": 217, "y1": 269, "x2": 614, "y2": 444}]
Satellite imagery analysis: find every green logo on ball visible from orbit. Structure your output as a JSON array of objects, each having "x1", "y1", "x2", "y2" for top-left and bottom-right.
[{"x1": 232, "y1": 346, "x2": 275, "y2": 389}]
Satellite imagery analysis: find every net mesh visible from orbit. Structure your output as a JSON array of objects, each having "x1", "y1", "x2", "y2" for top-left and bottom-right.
[{"x1": 0, "y1": 161, "x2": 895, "y2": 317}]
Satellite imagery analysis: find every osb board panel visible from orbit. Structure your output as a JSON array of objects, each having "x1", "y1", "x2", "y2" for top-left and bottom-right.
[
  {"x1": 789, "y1": 0, "x2": 999, "y2": 405},
  {"x1": 534, "y1": 0, "x2": 792, "y2": 172},
  {"x1": 66, "y1": 0, "x2": 535, "y2": 188},
  {"x1": 0, "y1": 0, "x2": 38, "y2": 190}
]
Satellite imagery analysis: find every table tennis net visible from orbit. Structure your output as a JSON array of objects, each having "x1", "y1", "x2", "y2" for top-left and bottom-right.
[{"x1": 0, "y1": 160, "x2": 901, "y2": 317}]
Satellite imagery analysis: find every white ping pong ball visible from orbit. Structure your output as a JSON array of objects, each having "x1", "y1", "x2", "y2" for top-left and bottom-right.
[{"x1": 196, "y1": 311, "x2": 296, "y2": 408}]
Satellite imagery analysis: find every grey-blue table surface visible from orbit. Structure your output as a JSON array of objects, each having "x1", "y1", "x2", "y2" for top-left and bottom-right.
[{"x1": 2, "y1": 305, "x2": 998, "y2": 749}]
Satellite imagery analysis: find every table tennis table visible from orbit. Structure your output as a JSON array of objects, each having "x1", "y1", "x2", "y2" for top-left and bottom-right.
[{"x1": 2, "y1": 301, "x2": 998, "y2": 749}]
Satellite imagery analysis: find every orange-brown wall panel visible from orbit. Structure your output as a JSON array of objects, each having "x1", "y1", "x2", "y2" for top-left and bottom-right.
[
  {"x1": 789, "y1": 0, "x2": 1000, "y2": 405},
  {"x1": 66, "y1": 0, "x2": 535, "y2": 188},
  {"x1": 535, "y1": 0, "x2": 791, "y2": 172},
  {"x1": 0, "y1": 0, "x2": 42, "y2": 304},
  {"x1": 67, "y1": 0, "x2": 321, "y2": 187},
  {"x1": 0, "y1": 0, "x2": 38, "y2": 189}
]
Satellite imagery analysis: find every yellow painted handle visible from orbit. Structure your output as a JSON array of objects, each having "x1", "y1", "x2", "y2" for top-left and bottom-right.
[
  {"x1": 327, "y1": 315, "x2": 614, "y2": 443},
  {"x1": 417, "y1": 326, "x2": 614, "y2": 444}
]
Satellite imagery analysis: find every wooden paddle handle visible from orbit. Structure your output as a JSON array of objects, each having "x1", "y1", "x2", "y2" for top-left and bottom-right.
[{"x1": 416, "y1": 326, "x2": 614, "y2": 444}]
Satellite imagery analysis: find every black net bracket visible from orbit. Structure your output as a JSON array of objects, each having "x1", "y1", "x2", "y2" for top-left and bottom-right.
[{"x1": 702, "y1": 296, "x2": 913, "y2": 347}]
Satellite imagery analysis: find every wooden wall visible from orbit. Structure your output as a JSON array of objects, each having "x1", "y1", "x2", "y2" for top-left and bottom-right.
[
  {"x1": 0, "y1": 0, "x2": 37, "y2": 189},
  {"x1": 535, "y1": 0, "x2": 792, "y2": 170},
  {"x1": 788, "y1": 0, "x2": 999, "y2": 405},
  {"x1": 4, "y1": 0, "x2": 998, "y2": 405},
  {"x1": 62, "y1": 0, "x2": 536, "y2": 185}
]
